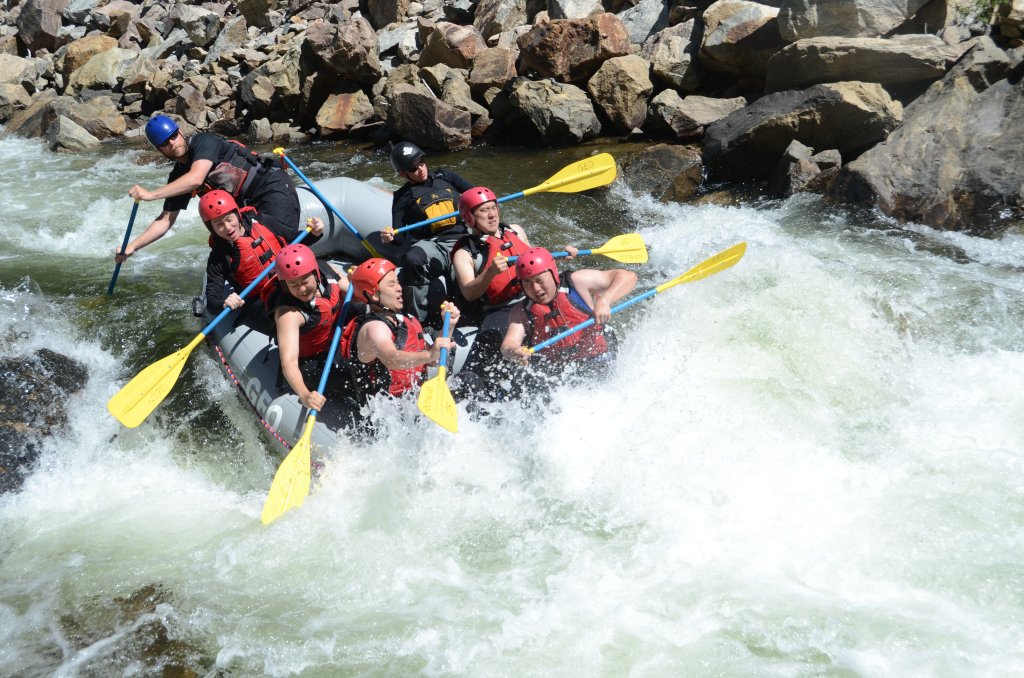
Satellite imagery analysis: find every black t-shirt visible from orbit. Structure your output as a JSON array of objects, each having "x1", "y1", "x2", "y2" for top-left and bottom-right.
[
  {"x1": 390, "y1": 168, "x2": 474, "y2": 239},
  {"x1": 162, "y1": 133, "x2": 241, "y2": 213}
]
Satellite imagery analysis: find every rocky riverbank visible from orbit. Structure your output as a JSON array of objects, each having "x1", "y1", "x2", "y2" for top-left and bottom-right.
[{"x1": 1, "y1": 0, "x2": 1022, "y2": 233}]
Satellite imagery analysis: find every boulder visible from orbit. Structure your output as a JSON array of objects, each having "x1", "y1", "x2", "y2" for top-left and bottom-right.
[
  {"x1": 548, "y1": 0, "x2": 606, "y2": 20},
  {"x1": 67, "y1": 47, "x2": 154, "y2": 94},
  {"x1": 586, "y1": 55, "x2": 654, "y2": 134},
  {"x1": 778, "y1": 0, "x2": 932, "y2": 41},
  {"x1": 766, "y1": 35, "x2": 963, "y2": 92},
  {"x1": 507, "y1": 78, "x2": 601, "y2": 145},
  {"x1": 61, "y1": 34, "x2": 118, "y2": 76},
  {"x1": 1, "y1": 89, "x2": 58, "y2": 138},
  {"x1": 388, "y1": 83, "x2": 473, "y2": 150},
  {"x1": 46, "y1": 113, "x2": 101, "y2": 151},
  {"x1": 641, "y1": 19, "x2": 703, "y2": 92},
  {"x1": 517, "y1": 13, "x2": 631, "y2": 85},
  {"x1": 618, "y1": 0, "x2": 670, "y2": 44},
  {"x1": 831, "y1": 37, "x2": 1024, "y2": 234},
  {"x1": 0, "y1": 83, "x2": 31, "y2": 122},
  {"x1": 49, "y1": 95, "x2": 127, "y2": 139},
  {"x1": 305, "y1": 17, "x2": 383, "y2": 85},
  {"x1": 646, "y1": 91, "x2": 747, "y2": 139},
  {"x1": 316, "y1": 90, "x2": 375, "y2": 136},
  {"x1": 169, "y1": 5, "x2": 222, "y2": 49},
  {"x1": 703, "y1": 81, "x2": 903, "y2": 181},
  {"x1": 419, "y1": 21, "x2": 487, "y2": 69},
  {"x1": 237, "y1": 0, "x2": 279, "y2": 29},
  {"x1": 364, "y1": 0, "x2": 410, "y2": 29},
  {"x1": 700, "y1": 0, "x2": 784, "y2": 77},
  {"x1": 239, "y1": 44, "x2": 303, "y2": 121},
  {"x1": 474, "y1": 0, "x2": 527, "y2": 41},
  {"x1": 0, "y1": 349, "x2": 88, "y2": 494},
  {"x1": 16, "y1": 0, "x2": 69, "y2": 54},
  {"x1": 767, "y1": 139, "x2": 843, "y2": 197},
  {"x1": 469, "y1": 47, "x2": 518, "y2": 95},
  {"x1": 620, "y1": 143, "x2": 704, "y2": 203}
]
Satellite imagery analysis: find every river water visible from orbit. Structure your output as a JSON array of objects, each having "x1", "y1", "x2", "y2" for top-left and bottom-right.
[{"x1": 1, "y1": 132, "x2": 1022, "y2": 677}]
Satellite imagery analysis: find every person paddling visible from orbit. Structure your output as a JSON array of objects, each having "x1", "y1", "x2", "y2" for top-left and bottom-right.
[
  {"x1": 115, "y1": 115, "x2": 300, "y2": 264},
  {"x1": 501, "y1": 246, "x2": 637, "y2": 371},
  {"x1": 201, "y1": 189, "x2": 324, "y2": 333},
  {"x1": 265, "y1": 244, "x2": 351, "y2": 412},
  {"x1": 380, "y1": 141, "x2": 473, "y2": 329},
  {"x1": 340, "y1": 258, "x2": 459, "y2": 405}
]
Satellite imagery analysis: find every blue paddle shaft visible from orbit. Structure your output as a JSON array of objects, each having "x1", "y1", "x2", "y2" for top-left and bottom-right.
[
  {"x1": 107, "y1": 200, "x2": 140, "y2": 295},
  {"x1": 200, "y1": 228, "x2": 310, "y2": 336},
  {"x1": 394, "y1": 192, "x2": 523, "y2": 235},
  {"x1": 279, "y1": 153, "x2": 366, "y2": 243},
  {"x1": 530, "y1": 288, "x2": 657, "y2": 353},
  {"x1": 308, "y1": 285, "x2": 354, "y2": 417},
  {"x1": 507, "y1": 248, "x2": 587, "y2": 264},
  {"x1": 438, "y1": 311, "x2": 451, "y2": 367}
]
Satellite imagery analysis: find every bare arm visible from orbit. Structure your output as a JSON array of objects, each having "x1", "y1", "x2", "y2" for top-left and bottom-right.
[
  {"x1": 500, "y1": 303, "x2": 532, "y2": 365},
  {"x1": 128, "y1": 158, "x2": 213, "y2": 202},
  {"x1": 570, "y1": 268, "x2": 639, "y2": 324},
  {"x1": 115, "y1": 210, "x2": 179, "y2": 262},
  {"x1": 275, "y1": 308, "x2": 325, "y2": 411},
  {"x1": 358, "y1": 302, "x2": 459, "y2": 369}
]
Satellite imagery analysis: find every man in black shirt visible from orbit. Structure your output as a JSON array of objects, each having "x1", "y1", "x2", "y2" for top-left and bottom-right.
[
  {"x1": 380, "y1": 141, "x2": 473, "y2": 329},
  {"x1": 114, "y1": 115, "x2": 300, "y2": 264}
]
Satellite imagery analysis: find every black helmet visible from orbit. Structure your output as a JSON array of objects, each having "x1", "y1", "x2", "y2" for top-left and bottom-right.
[{"x1": 390, "y1": 141, "x2": 425, "y2": 173}]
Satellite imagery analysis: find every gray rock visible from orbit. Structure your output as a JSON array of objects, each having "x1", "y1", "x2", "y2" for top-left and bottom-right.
[
  {"x1": 618, "y1": 0, "x2": 670, "y2": 44},
  {"x1": 474, "y1": 0, "x2": 527, "y2": 41},
  {"x1": 700, "y1": 0, "x2": 784, "y2": 77},
  {"x1": 641, "y1": 19, "x2": 703, "y2": 92},
  {"x1": 388, "y1": 82, "x2": 472, "y2": 150},
  {"x1": 507, "y1": 78, "x2": 601, "y2": 145},
  {"x1": 517, "y1": 13, "x2": 631, "y2": 85},
  {"x1": 778, "y1": 0, "x2": 932, "y2": 41},
  {"x1": 46, "y1": 113, "x2": 100, "y2": 151},
  {"x1": 620, "y1": 143, "x2": 704, "y2": 203},
  {"x1": 586, "y1": 54, "x2": 653, "y2": 133}
]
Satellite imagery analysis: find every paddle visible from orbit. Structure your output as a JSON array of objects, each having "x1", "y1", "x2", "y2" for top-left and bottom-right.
[
  {"x1": 274, "y1": 147, "x2": 384, "y2": 258},
  {"x1": 107, "y1": 228, "x2": 312, "y2": 428},
  {"x1": 417, "y1": 311, "x2": 457, "y2": 433},
  {"x1": 261, "y1": 284, "x2": 354, "y2": 525},
  {"x1": 508, "y1": 233, "x2": 648, "y2": 265},
  {"x1": 529, "y1": 242, "x2": 747, "y2": 354},
  {"x1": 394, "y1": 153, "x2": 617, "y2": 235},
  {"x1": 107, "y1": 200, "x2": 140, "y2": 295}
]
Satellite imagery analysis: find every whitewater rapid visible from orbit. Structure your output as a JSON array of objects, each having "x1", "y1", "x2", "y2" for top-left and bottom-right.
[{"x1": 1, "y1": 134, "x2": 1022, "y2": 676}]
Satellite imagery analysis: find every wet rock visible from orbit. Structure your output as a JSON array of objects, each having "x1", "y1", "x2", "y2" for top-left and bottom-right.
[
  {"x1": 0, "y1": 349, "x2": 87, "y2": 494},
  {"x1": 703, "y1": 81, "x2": 902, "y2": 182},
  {"x1": 831, "y1": 37, "x2": 1024, "y2": 234},
  {"x1": 620, "y1": 142, "x2": 704, "y2": 202}
]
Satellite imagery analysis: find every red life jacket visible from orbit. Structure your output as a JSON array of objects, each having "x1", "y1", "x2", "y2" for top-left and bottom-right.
[
  {"x1": 453, "y1": 224, "x2": 530, "y2": 305},
  {"x1": 525, "y1": 272, "x2": 609, "y2": 361},
  {"x1": 207, "y1": 208, "x2": 285, "y2": 301},
  {"x1": 340, "y1": 310, "x2": 428, "y2": 401},
  {"x1": 266, "y1": 263, "x2": 344, "y2": 358}
]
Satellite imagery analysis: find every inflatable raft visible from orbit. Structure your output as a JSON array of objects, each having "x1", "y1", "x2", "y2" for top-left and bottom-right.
[{"x1": 203, "y1": 178, "x2": 480, "y2": 458}]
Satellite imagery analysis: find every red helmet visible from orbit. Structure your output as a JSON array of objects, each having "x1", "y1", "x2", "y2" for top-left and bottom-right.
[
  {"x1": 199, "y1": 190, "x2": 238, "y2": 226},
  {"x1": 459, "y1": 186, "x2": 497, "y2": 229},
  {"x1": 276, "y1": 244, "x2": 317, "y2": 281},
  {"x1": 351, "y1": 257, "x2": 397, "y2": 301},
  {"x1": 515, "y1": 246, "x2": 559, "y2": 285}
]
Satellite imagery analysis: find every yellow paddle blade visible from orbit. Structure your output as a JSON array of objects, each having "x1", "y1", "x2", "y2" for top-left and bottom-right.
[
  {"x1": 592, "y1": 233, "x2": 649, "y2": 264},
  {"x1": 107, "y1": 334, "x2": 205, "y2": 428},
  {"x1": 657, "y1": 242, "x2": 747, "y2": 294},
  {"x1": 417, "y1": 366, "x2": 458, "y2": 433},
  {"x1": 261, "y1": 416, "x2": 315, "y2": 525},
  {"x1": 524, "y1": 153, "x2": 617, "y2": 196}
]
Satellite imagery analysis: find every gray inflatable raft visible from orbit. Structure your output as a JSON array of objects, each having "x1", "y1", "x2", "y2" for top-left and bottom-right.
[{"x1": 203, "y1": 177, "x2": 480, "y2": 457}]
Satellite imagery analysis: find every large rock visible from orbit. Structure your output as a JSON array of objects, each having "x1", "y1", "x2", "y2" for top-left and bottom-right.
[
  {"x1": 364, "y1": 0, "x2": 410, "y2": 30},
  {"x1": 507, "y1": 78, "x2": 601, "y2": 145},
  {"x1": 766, "y1": 35, "x2": 963, "y2": 92},
  {"x1": 1, "y1": 349, "x2": 88, "y2": 494},
  {"x1": 0, "y1": 84, "x2": 31, "y2": 123},
  {"x1": 700, "y1": 0, "x2": 784, "y2": 77},
  {"x1": 169, "y1": 5, "x2": 222, "y2": 49},
  {"x1": 618, "y1": 0, "x2": 670, "y2": 44},
  {"x1": 831, "y1": 37, "x2": 1024, "y2": 234},
  {"x1": 46, "y1": 114, "x2": 101, "y2": 151},
  {"x1": 474, "y1": 0, "x2": 527, "y2": 41},
  {"x1": 777, "y1": 0, "x2": 933, "y2": 41},
  {"x1": 239, "y1": 44, "x2": 303, "y2": 121},
  {"x1": 586, "y1": 55, "x2": 653, "y2": 133},
  {"x1": 641, "y1": 19, "x2": 703, "y2": 92},
  {"x1": 419, "y1": 21, "x2": 487, "y2": 69},
  {"x1": 49, "y1": 95, "x2": 126, "y2": 139},
  {"x1": 646, "y1": 91, "x2": 747, "y2": 139},
  {"x1": 316, "y1": 90, "x2": 375, "y2": 136},
  {"x1": 0, "y1": 54, "x2": 37, "y2": 87},
  {"x1": 66, "y1": 47, "x2": 154, "y2": 94},
  {"x1": 620, "y1": 143, "x2": 704, "y2": 203},
  {"x1": 388, "y1": 83, "x2": 472, "y2": 150},
  {"x1": 16, "y1": 0, "x2": 70, "y2": 54},
  {"x1": 703, "y1": 81, "x2": 903, "y2": 181},
  {"x1": 517, "y1": 13, "x2": 631, "y2": 85},
  {"x1": 469, "y1": 47, "x2": 517, "y2": 95},
  {"x1": 305, "y1": 17, "x2": 383, "y2": 85}
]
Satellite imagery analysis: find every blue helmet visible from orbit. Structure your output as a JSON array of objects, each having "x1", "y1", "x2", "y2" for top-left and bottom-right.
[{"x1": 145, "y1": 115, "x2": 179, "y2": 147}]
